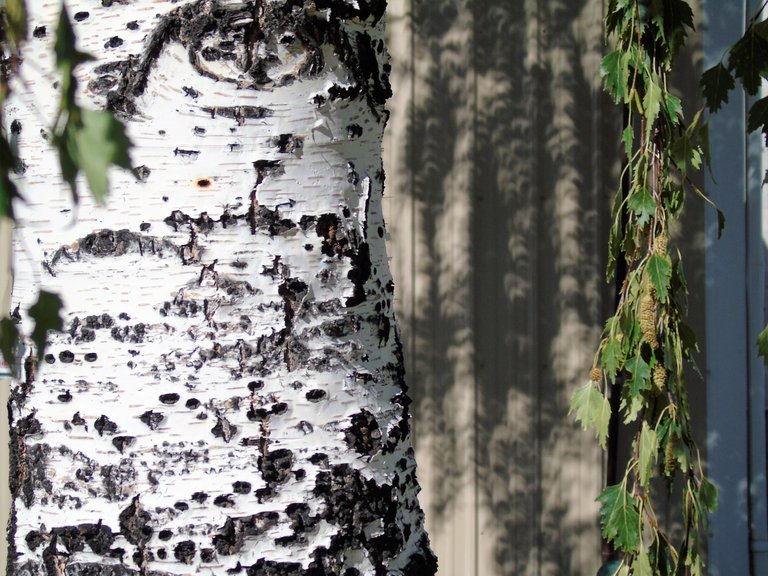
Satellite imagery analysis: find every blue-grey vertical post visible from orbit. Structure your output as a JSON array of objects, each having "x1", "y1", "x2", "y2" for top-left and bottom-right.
[
  {"x1": 746, "y1": 3, "x2": 768, "y2": 573},
  {"x1": 702, "y1": 1, "x2": 751, "y2": 575}
]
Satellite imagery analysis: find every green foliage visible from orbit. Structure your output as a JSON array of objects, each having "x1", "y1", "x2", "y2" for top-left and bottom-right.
[
  {"x1": 53, "y1": 7, "x2": 130, "y2": 204},
  {"x1": 758, "y1": 324, "x2": 768, "y2": 365},
  {"x1": 598, "y1": 483, "x2": 641, "y2": 553},
  {"x1": 574, "y1": 1, "x2": 719, "y2": 573},
  {"x1": 0, "y1": 4, "x2": 131, "y2": 372},
  {"x1": 570, "y1": 381, "x2": 612, "y2": 449}
]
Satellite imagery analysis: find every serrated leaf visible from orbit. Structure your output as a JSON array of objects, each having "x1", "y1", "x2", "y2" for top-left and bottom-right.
[
  {"x1": 758, "y1": 324, "x2": 768, "y2": 366},
  {"x1": 569, "y1": 381, "x2": 612, "y2": 449},
  {"x1": 646, "y1": 253, "x2": 672, "y2": 302},
  {"x1": 639, "y1": 422, "x2": 659, "y2": 487},
  {"x1": 602, "y1": 50, "x2": 630, "y2": 104},
  {"x1": 632, "y1": 550, "x2": 653, "y2": 576},
  {"x1": 671, "y1": 133, "x2": 701, "y2": 175},
  {"x1": 643, "y1": 73, "x2": 663, "y2": 129},
  {"x1": 627, "y1": 186, "x2": 656, "y2": 227},
  {"x1": 699, "y1": 477, "x2": 718, "y2": 512},
  {"x1": 597, "y1": 484, "x2": 641, "y2": 552},
  {"x1": 73, "y1": 109, "x2": 132, "y2": 203},
  {"x1": 729, "y1": 26, "x2": 768, "y2": 96},
  {"x1": 0, "y1": 317, "x2": 20, "y2": 373},
  {"x1": 602, "y1": 336, "x2": 625, "y2": 378},
  {"x1": 622, "y1": 124, "x2": 634, "y2": 159},
  {"x1": 701, "y1": 63, "x2": 734, "y2": 113},
  {"x1": 747, "y1": 96, "x2": 768, "y2": 134},
  {"x1": 28, "y1": 290, "x2": 64, "y2": 363},
  {"x1": 666, "y1": 92, "x2": 683, "y2": 120}
]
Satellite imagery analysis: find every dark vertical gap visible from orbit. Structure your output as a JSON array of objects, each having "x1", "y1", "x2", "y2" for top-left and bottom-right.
[{"x1": 602, "y1": 104, "x2": 630, "y2": 566}]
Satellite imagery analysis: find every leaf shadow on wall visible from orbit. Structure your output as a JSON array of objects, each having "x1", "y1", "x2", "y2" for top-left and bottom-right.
[{"x1": 388, "y1": 0, "x2": 625, "y2": 573}]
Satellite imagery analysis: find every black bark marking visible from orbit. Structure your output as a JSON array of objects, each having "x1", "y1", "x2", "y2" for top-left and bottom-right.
[
  {"x1": 94, "y1": 415, "x2": 118, "y2": 436},
  {"x1": 112, "y1": 436, "x2": 135, "y2": 453},
  {"x1": 174, "y1": 540, "x2": 196, "y2": 564},
  {"x1": 119, "y1": 496, "x2": 152, "y2": 547},
  {"x1": 133, "y1": 165, "x2": 151, "y2": 182},
  {"x1": 212, "y1": 414, "x2": 237, "y2": 443},
  {"x1": 213, "y1": 512, "x2": 279, "y2": 556},
  {"x1": 345, "y1": 243, "x2": 371, "y2": 307},
  {"x1": 159, "y1": 393, "x2": 180, "y2": 404},
  {"x1": 232, "y1": 481, "x2": 251, "y2": 494},
  {"x1": 272, "y1": 133, "x2": 303, "y2": 154},
  {"x1": 214, "y1": 494, "x2": 235, "y2": 508},
  {"x1": 158, "y1": 529, "x2": 173, "y2": 541},
  {"x1": 305, "y1": 389, "x2": 326, "y2": 402},
  {"x1": 258, "y1": 448, "x2": 294, "y2": 489},
  {"x1": 138, "y1": 410, "x2": 164, "y2": 430},
  {"x1": 344, "y1": 409, "x2": 382, "y2": 455}
]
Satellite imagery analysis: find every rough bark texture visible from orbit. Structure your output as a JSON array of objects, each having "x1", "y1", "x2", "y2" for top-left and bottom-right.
[{"x1": 7, "y1": 1, "x2": 436, "y2": 575}]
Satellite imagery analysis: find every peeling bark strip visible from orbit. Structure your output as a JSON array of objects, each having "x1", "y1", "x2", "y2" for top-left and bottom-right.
[{"x1": 8, "y1": 1, "x2": 435, "y2": 575}]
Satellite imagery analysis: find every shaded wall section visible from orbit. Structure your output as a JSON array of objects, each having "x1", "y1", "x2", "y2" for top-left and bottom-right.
[{"x1": 383, "y1": 1, "x2": 707, "y2": 575}]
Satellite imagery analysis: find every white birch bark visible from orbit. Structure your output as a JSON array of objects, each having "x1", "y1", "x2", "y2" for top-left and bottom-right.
[{"x1": 6, "y1": 1, "x2": 436, "y2": 575}]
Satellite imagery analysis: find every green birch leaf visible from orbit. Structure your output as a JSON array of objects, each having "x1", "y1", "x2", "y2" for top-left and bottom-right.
[
  {"x1": 646, "y1": 253, "x2": 672, "y2": 302},
  {"x1": 597, "y1": 484, "x2": 641, "y2": 553},
  {"x1": 671, "y1": 133, "x2": 700, "y2": 175},
  {"x1": 0, "y1": 317, "x2": 19, "y2": 373},
  {"x1": 643, "y1": 73, "x2": 663, "y2": 128},
  {"x1": 601, "y1": 50, "x2": 630, "y2": 104},
  {"x1": 74, "y1": 109, "x2": 132, "y2": 204},
  {"x1": 569, "y1": 381, "x2": 611, "y2": 449},
  {"x1": 28, "y1": 290, "x2": 64, "y2": 363},
  {"x1": 666, "y1": 92, "x2": 683, "y2": 120},
  {"x1": 627, "y1": 186, "x2": 656, "y2": 227},
  {"x1": 699, "y1": 477, "x2": 719, "y2": 512},
  {"x1": 700, "y1": 63, "x2": 734, "y2": 112},
  {"x1": 639, "y1": 422, "x2": 659, "y2": 487},
  {"x1": 632, "y1": 550, "x2": 653, "y2": 576},
  {"x1": 758, "y1": 324, "x2": 768, "y2": 366},
  {"x1": 602, "y1": 336, "x2": 625, "y2": 378},
  {"x1": 622, "y1": 124, "x2": 634, "y2": 159}
]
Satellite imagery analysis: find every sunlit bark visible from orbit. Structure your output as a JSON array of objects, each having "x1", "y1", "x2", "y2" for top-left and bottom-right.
[{"x1": 7, "y1": 1, "x2": 435, "y2": 574}]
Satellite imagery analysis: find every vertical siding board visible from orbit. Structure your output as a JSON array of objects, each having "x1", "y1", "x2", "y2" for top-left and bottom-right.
[{"x1": 386, "y1": 1, "x2": 478, "y2": 574}]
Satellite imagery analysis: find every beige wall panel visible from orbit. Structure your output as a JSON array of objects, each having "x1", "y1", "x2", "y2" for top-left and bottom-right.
[{"x1": 385, "y1": 0, "x2": 479, "y2": 574}]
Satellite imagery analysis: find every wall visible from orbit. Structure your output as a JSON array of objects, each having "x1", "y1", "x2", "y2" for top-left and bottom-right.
[{"x1": 383, "y1": 1, "x2": 707, "y2": 575}]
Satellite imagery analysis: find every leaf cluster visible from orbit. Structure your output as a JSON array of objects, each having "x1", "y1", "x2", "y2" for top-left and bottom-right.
[
  {"x1": 572, "y1": 1, "x2": 718, "y2": 574},
  {"x1": 0, "y1": 3, "x2": 131, "y2": 375},
  {"x1": 701, "y1": 3, "x2": 768, "y2": 140}
]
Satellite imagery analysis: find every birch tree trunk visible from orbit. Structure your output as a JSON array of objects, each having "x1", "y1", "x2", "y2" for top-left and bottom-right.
[{"x1": 6, "y1": 1, "x2": 436, "y2": 575}]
